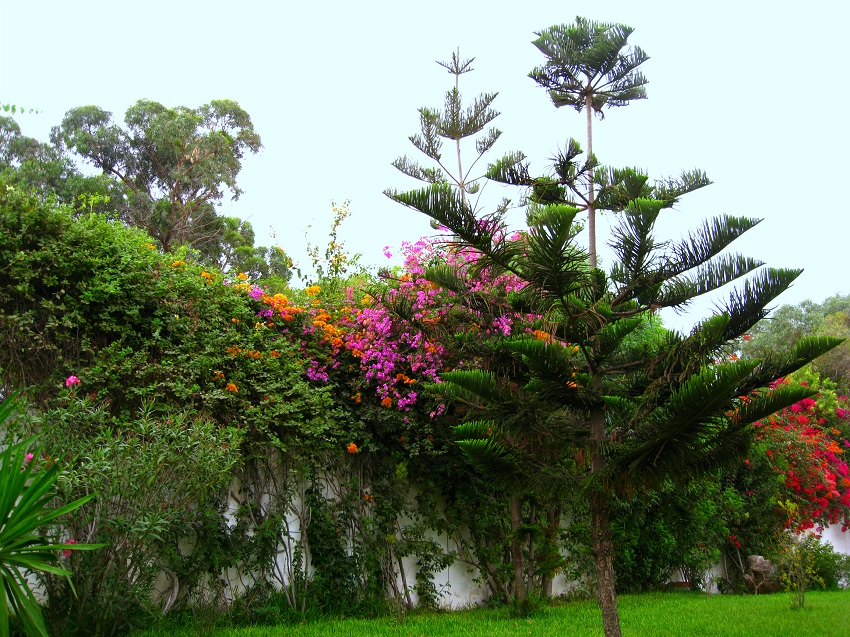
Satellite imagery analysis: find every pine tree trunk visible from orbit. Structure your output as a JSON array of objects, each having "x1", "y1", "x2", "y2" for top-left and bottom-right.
[
  {"x1": 589, "y1": 402, "x2": 621, "y2": 637},
  {"x1": 591, "y1": 490, "x2": 621, "y2": 637},
  {"x1": 585, "y1": 93, "x2": 596, "y2": 268}
]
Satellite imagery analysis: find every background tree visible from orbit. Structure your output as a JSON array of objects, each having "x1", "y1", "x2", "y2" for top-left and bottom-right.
[
  {"x1": 0, "y1": 115, "x2": 120, "y2": 214},
  {"x1": 528, "y1": 17, "x2": 649, "y2": 266},
  {"x1": 52, "y1": 99, "x2": 262, "y2": 253},
  {"x1": 206, "y1": 216, "x2": 293, "y2": 284},
  {"x1": 390, "y1": 50, "x2": 507, "y2": 215},
  {"x1": 741, "y1": 294, "x2": 850, "y2": 393}
]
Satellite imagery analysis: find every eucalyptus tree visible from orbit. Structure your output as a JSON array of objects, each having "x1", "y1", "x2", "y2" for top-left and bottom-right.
[
  {"x1": 529, "y1": 17, "x2": 649, "y2": 266},
  {"x1": 388, "y1": 184, "x2": 840, "y2": 637},
  {"x1": 52, "y1": 99, "x2": 261, "y2": 253},
  {"x1": 0, "y1": 115, "x2": 120, "y2": 213},
  {"x1": 741, "y1": 294, "x2": 850, "y2": 393}
]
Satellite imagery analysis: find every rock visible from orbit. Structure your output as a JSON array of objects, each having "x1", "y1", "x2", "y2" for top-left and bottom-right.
[{"x1": 743, "y1": 555, "x2": 781, "y2": 594}]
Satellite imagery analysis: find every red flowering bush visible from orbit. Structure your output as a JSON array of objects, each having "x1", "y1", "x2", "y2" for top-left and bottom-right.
[{"x1": 750, "y1": 377, "x2": 850, "y2": 532}]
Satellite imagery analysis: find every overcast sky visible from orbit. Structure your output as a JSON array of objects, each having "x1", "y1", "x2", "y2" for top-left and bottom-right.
[{"x1": 3, "y1": 0, "x2": 847, "y2": 332}]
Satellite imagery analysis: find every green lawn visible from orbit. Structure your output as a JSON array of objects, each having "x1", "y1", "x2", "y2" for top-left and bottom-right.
[{"x1": 133, "y1": 590, "x2": 850, "y2": 637}]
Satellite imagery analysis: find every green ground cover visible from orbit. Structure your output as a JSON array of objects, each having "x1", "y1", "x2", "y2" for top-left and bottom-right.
[{"x1": 133, "y1": 591, "x2": 849, "y2": 637}]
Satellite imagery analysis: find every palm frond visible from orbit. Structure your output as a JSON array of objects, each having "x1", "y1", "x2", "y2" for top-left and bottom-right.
[
  {"x1": 652, "y1": 169, "x2": 712, "y2": 207},
  {"x1": 423, "y1": 263, "x2": 467, "y2": 294},
  {"x1": 486, "y1": 152, "x2": 532, "y2": 186},
  {"x1": 744, "y1": 336, "x2": 845, "y2": 391},
  {"x1": 734, "y1": 385, "x2": 818, "y2": 425},
  {"x1": 668, "y1": 215, "x2": 761, "y2": 274},
  {"x1": 608, "y1": 198, "x2": 666, "y2": 283},
  {"x1": 718, "y1": 267, "x2": 803, "y2": 340},
  {"x1": 391, "y1": 155, "x2": 446, "y2": 184},
  {"x1": 456, "y1": 438, "x2": 522, "y2": 485},
  {"x1": 597, "y1": 317, "x2": 644, "y2": 359},
  {"x1": 453, "y1": 419, "x2": 498, "y2": 440},
  {"x1": 435, "y1": 370, "x2": 503, "y2": 406},
  {"x1": 656, "y1": 254, "x2": 764, "y2": 310},
  {"x1": 385, "y1": 184, "x2": 499, "y2": 255}
]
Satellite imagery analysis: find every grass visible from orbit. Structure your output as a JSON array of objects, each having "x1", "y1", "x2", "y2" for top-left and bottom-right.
[{"x1": 132, "y1": 591, "x2": 850, "y2": 637}]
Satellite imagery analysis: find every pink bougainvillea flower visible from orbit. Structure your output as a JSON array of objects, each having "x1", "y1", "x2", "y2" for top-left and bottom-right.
[
  {"x1": 25, "y1": 453, "x2": 34, "y2": 463},
  {"x1": 63, "y1": 539, "x2": 77, "y2": 557},
  {"x1": 65, "y1": 375, "x2": 80, "y2": 387}
]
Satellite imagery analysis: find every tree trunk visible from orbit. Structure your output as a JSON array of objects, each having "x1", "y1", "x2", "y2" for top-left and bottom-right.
[
  {"x1": 591, "y1": 490, "x2": 621, "y2": 637},
  {"x1": 585, "y1": 92, "x2": 596, "y2": 268},
  {"x1": 589, "y1": 402, "x2": 621, "y2": 637},
  {"x1": 510, "y1": 493, "x2": 526, "y2": 603}
]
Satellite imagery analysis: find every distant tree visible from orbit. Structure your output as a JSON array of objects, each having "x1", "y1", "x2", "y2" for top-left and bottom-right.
[
  {"x1": 390, "y1": 50, "x2": 508, "y2": 215},
  {"x1": 211, "y1": 216, "x2": 293, "y2": 283},
  {"x1": 52, "y1": 99, "x2": 261, "y2": 253},
  {"x1": 741, "y1": 294, "x2": 850, "y2": 393},
  {"x1": 529, "y1": 17, "x2": 649, "y2": 266},
  {"x1": 0, "y1": 115, "x2": 120, "y2": 213}
]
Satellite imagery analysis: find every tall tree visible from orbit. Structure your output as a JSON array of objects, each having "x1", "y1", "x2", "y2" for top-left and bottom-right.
[
  {"x1": 0, "y1": 115, "x2": 120, "y2": 213},
  {"x1": 388, "y1": 180, "x2": 839, "y2": 637},
  {"x1": 52, "y1": 99, "x2": 261, "y2": 253},
  {"x1": 529, "y1": 17, "x2": 649, "y2": 267},
  {"x1": 391, "y1": 50, "x2": 507, "y2": 215},
  {"x1": 741, "y1": 294, "x2": 850, "y2": 393}
]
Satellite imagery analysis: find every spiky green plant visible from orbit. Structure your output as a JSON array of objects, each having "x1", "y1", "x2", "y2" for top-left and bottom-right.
[
  {"x1": 0, "y1": 395, "x2": 103, "y2": 637},
  {"x1": 387, "y1": 185, "x2": 841, "y2": 637},
  {"x1": 528, "y1": 17, "x2": 649, "y2": 267}
]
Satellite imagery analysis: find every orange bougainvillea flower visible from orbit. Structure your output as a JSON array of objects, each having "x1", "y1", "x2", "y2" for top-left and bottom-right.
[
  {"x1": 213, "y1": 371, "x2": 225, "y2": 380},
  {"x1": 346, "y1": 443, "x2": 359, "y2": 454},
  {"x1": 225, "y1": 383, "x2": 238, "y2": 393},
  {"x1": 381, "y1": 397, "x2": 393, "y2": 408},
  {"x1": 531, "y1": 329, "x2": 552, "y2": 342}
]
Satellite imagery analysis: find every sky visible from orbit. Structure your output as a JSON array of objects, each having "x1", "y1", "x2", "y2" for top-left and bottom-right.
[{"x1": 3, "y1": 0, "x2": 848, "y2": 333}]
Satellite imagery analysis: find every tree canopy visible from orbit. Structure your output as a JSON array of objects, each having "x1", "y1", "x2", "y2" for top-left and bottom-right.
[{"x1": 52, "y1": 99, "x2": 262, "y2": 253}]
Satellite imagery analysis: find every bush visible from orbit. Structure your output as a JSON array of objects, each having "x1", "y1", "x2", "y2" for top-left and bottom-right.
[
  {"x1": 787, "y1": 535, "x2": 850, "y2": 591},
  {"x1": 16, "y1": 396, "x2": 243, "y2": 636}
]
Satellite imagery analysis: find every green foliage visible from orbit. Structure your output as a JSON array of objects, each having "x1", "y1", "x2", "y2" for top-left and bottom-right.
[
  {"x1": 8, "y1": 396, "x2": 241, "y2": 637},
  {"x1": 0, "y1": 182, "x2": 335, "y2": 444},
  {"x1": 610, "y1": 479, "x2": 731, "y2": 593},
  {"x1": 388, "y1": 50, "x2": 509, "y2": 215},
  {"x1": 52, "y1": 99, "x2": 262, "y2": 254},
  {"x1": 776, "y1": 534, "x2": 850, "y2": 600},
  {"x1": 0, "y1": 116, "x2": 121, "y2": 216},
  {"x1": 0, "y1": 395, "x2": 104, "y2": 637},
  {"x1": 529, "y1": 18, "x2": 649, "y2": 116},
  {"x1": 741, "y1": 294, "x2": 850, "y2": 393}
]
